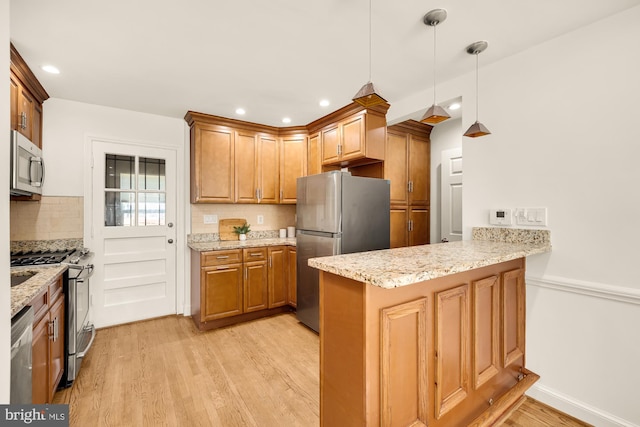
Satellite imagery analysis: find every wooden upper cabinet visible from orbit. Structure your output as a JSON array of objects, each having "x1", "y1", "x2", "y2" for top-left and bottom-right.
[
  {"x1": 321, "y1": 125, "x2": 340, "y2": 165},
  {"x1": 10, "y1": 44, "x2": 49, "y2": 149},
  {"x1": 235, "y1": 130, "x2": 258, "y2": 203},
  {"x1": 408, "y1": 135, "x2": 430, "y2": 207},
  {"x1": 258, "y1": 134, "x2": 279, "y2": 203},
  {"x1": 339, "y1": 114, "x2": 366, "y2": 161},
  {"x1": 307, "y1": 133, "x2": 321, "y2": 176},
  {"x1": 190, "y1": 124, "x2": 235, "y2": 203},
  {"x1": 280, "y1": 134, "x2": 306, "y2": 204},
  {"x1": 386, "y1": 131, "x2": 409, "y2": 206}
]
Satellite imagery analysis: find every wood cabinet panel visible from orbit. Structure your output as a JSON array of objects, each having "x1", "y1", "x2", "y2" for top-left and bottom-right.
[
  {"x1": 307, "y1": 133, "x2": 321, "y2": 176},
  {"x1": 386, "y1": 132, "x2": 409, "y2": 206},
  {"x1": 390, "y1": 208, "x2": 408, "y2": 249},
  {"x1": 280, "y1": 135, "x2": 305, "y2": 203},
  {"x1": 258, "y1": 134, "x2": 279, "y2": 203},
  {"x1": 31, "y1": 315, "x2": 49, "y2": 404},
  {"x1": 235, "y1": 131, "x2": 258, "y2": 203},
  {"x1": 409, "y1": 207, "x2": 430, "y2": 247},
  {"x1": 244, "y1": 261, "x2": 268, "y2": 312},
  {"x1": 268, "y1": 246, "x2": 287, "y2": 308},
  {"x1": 502, "y1": 268, "x2": 525, "y2": 367},
  {"x1": 287, "y1": 247, "x2": 297, "y2": 307},
  {"x1": 409, "y1": 135, "x2": 430, "y2": 207},
  {"x1": 435, "y1": 284, "x2": 470, "y2": 419},
  {"x1": 48, "y1": 295, "x2": 65, "y2": 402},
  {"x1": 192, "y1": 126, "x2": 234, "y2": 203},
  {"x1": 10, "y1": 74, "x2": 19, "y2": 132},
  {"x1": 472, "y1": 275, "x2": 500, "y2": 389},
  {"x1": 202, "y1": 249, "x2": 243, "y2": 266},
  {"x1": 202, "y1": 265, "x2": 244, "y2": 320},
  {"x1": 380, "y1": 298, "x2": 428, "y2": 427},
  {"x1": 340, "y1": 114, "x2": 365, "y2": 161},
  {"x1": 321, "y1": 125, "x2": 340, "y2": 165}
]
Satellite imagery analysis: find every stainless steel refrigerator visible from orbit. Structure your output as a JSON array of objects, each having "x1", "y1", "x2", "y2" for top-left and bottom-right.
[{"x1": 296, "y1": 171, "x2": 390, "y2": 332}]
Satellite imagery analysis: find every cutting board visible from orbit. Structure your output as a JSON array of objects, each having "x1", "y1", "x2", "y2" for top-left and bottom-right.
[{"x1": 219, "y1": 218, "x2": 247, "y2": 241}]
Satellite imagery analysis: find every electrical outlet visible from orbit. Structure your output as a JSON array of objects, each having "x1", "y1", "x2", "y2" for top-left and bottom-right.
[
  {"x1": 204, "y1": 214, "x2": 218, "y2": 224},
  {"x1": 257, "y1": 215, "x2": 264, "y2": 225}
]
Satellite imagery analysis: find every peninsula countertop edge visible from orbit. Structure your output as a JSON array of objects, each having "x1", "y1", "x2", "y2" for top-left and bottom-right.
[{"x1": 308, "y1": 240, "x2": 551, "y2": 289}]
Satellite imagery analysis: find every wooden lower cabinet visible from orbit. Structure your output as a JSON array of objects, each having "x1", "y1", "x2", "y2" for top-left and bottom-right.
[
  {"x1": 191, "y1": 246, "x2": 296, "y2": 331},
  {"x1": 30, "y1": 275, "x2": 65, "y2": 404},
  {"x1": 390, "y1": 206, "x2": 430, "y2": 248},
  {"x1": 320, "y1": 258, "x2": 538, "y2": 427},
  {"x1": 287, "y1": 247, "x2": 297, "y2": 307}
]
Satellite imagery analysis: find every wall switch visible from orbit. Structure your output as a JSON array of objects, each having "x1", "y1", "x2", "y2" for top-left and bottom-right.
[
  {"x1": 204, "y1": 214, "x2": 218, "y2": 224},
  {"x1": 489, "y1": 208, "x2": 512, "y2": 225},
  {"x1": 515, "y1": 208, "x2": 547, "y2": 226},
  {"x1": 257, "y1": 215, "x2": 264, "y2": 225}
]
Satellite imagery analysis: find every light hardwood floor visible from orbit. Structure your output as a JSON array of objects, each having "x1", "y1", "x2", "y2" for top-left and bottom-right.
[{"x1": 54, "y1": 313, "x2": 591, "y2": 427}]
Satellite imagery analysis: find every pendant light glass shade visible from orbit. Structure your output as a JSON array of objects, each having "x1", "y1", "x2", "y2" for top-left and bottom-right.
[
  {"x1": 464, "y1": 41, "x2": 491, "y2": 138},
  {"x1": 421, "y1": 9, "x2": 450, "y2": 124},
  {"x1": 353, "y1": 0, "x2": 386, "y2": 107}
]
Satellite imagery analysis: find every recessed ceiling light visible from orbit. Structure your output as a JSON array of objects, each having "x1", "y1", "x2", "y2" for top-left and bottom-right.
[
  {"x1": 282, "y1": 117, "x2": 292, "y2": 124},
  {"x1": 41, "y1": 65, "x2": 60, "y2": 74},
  {"x1": 319, "y1": 99, "x2": 330, "y2": 107},
  {"x1": 235, "y1": 108, "x2": 246, "y2": 115},
  {"x1": 448, "y1": 102, "x2": 461, "y2": 110}
]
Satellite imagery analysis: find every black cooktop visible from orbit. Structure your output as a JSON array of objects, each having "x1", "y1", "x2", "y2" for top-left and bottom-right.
[{"x1": 10, "y1": 250, "x2": 75, "y2": 267}]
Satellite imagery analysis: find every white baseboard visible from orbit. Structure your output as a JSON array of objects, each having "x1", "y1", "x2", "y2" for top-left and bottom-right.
[{"x1": 527, "y1": 383, "x2": 639, "y2": 427}]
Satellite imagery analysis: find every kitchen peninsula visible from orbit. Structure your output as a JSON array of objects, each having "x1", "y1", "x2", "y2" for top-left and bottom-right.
[{"x1": 309, "y1": 227, "x2": 551, "y2": 427}]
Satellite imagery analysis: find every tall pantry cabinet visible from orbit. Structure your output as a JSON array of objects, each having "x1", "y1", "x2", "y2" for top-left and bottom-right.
[{"x1": 385, "y1": 120, "x2": 432, "y2": 248}]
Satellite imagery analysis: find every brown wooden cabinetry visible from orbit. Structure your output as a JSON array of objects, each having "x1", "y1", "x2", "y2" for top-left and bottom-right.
[
  {"x1": 30, "y1": 274, "x2": 64, "y2": 404},
  {"x1": 385, "y1": 120, "x2": 432, "y2": 247},
  {"x1": 191, "y1": 245, "x2": 296, "y2": 331},
  {"x1": 280, "y1": 133, "x2": 306, "y2": 203},
  {"x1": 287, "y1": 247, "x2": 297, "y2": 307},
  {"x1": 189, "y1": 123, "x2": 235, "y2": 203},
  {"x1": 320, "y1": 258, "x2": 537, "y2": 427},
  {"x1": 307, "y1": 133, "x2": 322, "y2": 176}
]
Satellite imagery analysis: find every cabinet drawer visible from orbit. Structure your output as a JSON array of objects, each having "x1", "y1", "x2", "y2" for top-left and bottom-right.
[
  {"x1": 30, "y1": 287, "x2": 48, "y2": 324},
  {"x1": 201, "y1": 250, "x2": 243, "y2": 266},
  {"x1": 243, "y1": 247, "x2": 267, "y2": 261}
]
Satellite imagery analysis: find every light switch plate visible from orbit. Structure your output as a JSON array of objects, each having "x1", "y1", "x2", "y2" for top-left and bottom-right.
[
  {"x1": 515, "y1": 208, "x2": 547, "y2": 226},
  {"x1": 204, "y1": 214, "x2": 218, "y2": 224}
]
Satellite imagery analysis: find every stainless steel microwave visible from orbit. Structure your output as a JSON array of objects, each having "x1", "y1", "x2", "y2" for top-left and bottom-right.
[{"x1": 10, "y1": 130, "x2": 44, "y2": 196}]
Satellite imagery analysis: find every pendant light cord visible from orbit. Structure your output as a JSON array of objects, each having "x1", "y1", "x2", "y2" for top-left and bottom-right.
[
  {"x1": 475, "y1": 52, "x2": 479, "y2": 122},
  {"x1": 368, "y1": 0, "x2": 372, "y2": 82},
  {"x1": 433, "y1": 23, "x2": 437, "y2": 104}
]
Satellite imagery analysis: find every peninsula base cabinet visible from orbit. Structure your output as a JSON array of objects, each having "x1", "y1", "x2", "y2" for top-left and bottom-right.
[
  {"x1": 191, "y1": 246, "x2": 297, "y2": 331},
  {"x1": 319, "y1": 257, "x2": 539, "y2": 427}
]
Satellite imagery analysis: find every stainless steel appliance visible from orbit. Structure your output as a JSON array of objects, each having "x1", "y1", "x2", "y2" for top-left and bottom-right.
[
  {"x1": 61, "y1": 249, "x2": 95, "y2": 387},
  {"x1": 296, "y1": 171, "x2": 390, "y2": 332},
  {"x1": 10, "y1": 248, "x2": 95, "y2": 388},
  {"x1": 11, "y1": 306, "x2": 33, "y2": 404},
  {"x1": 10, "y1": 130, "x2": 44, "y2": 196}
]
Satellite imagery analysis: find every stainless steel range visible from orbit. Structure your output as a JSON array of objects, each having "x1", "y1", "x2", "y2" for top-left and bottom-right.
[{"x1": 10, "y1": 248, "x2": 95, "y2": 387}]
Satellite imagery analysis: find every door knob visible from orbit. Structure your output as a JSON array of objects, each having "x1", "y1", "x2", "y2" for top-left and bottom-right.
[
  {"x1": 168, "y1": 222, "x2": 174, "y2": 228},
  {"x1": 168, "y1": 239, "x2": 174, "y2": 244}
]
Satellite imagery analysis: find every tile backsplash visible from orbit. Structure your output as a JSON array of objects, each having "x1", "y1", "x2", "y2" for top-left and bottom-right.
[
  {"x1": 11, "y1": 196, "x2": 84, "y2": 241},
  {"x1": 191, "y1": 204, "x2": 296, "y2": 234}
]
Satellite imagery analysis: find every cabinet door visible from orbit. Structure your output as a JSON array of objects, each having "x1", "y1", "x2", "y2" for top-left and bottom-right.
[
  {"x1": 409, "y1": 207, "x2": 430, "y2": 246},
  {"x1": 321, "y1": 125, "x2": 340, "y2": 165},
  {"x1": 408, "y1": 136, "x2": 430, "y2": 207},
  {"x1": 257, "y1": 134, "x2": 279, "y2": 203},
  {"x1": 287, "y1": 247, "x2": 297, "y2": 307},
  {"x1": 268, "y1": 247, "x2": 287, "y2": 308},
  {"x1": 32, "y1": 315, "x2": 49, "y2": 404},
  {"x1": 10, "y1": 74, "x2": 19, "y2": 132},
  {"x1": 17, "y1": 85, "x2": 35, "y2": 141},
  {"x1": 244, "y1": 261, "x2": 268, "y2": 312},
  {"x1": 390, "y1": 207, "x2": 408, "y2": 249},
  {"x1": 192, "y1": 126, "x2": 234, "y2": 203},
  {"x1": 235, "y1": 131, "x2": 258, "y2": 203},
  {"x1": 280, "y1": 135, "x2": 306, "y2": 204},
  {"x1": 307, "y1": 133, "x2": 321, "y2": 176},
  {"x1": 340, "y1": 114, "x2": 365, "y2": 161},
  {"x1": 48, "y1": 295, "x2": 65, "y2": 401},
  {"x1": 32, "y1": 104, "x2": 43, "y2": 148},
  {"x1": 202, "y1": 265, "x2": 243, "y2": 320},
  {"x1": 385, "y1": 132, "x2": 409, "y2": 206}
]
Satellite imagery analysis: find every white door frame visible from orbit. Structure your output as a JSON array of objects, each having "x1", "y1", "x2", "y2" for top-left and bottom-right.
[{"x1": 83, "y1": 134, "x2": 186, "y2": 326}]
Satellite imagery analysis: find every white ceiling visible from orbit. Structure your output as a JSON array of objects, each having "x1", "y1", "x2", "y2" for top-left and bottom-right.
[{"x1": 9, "y1": 0, "x2": 640, "y2": 127}]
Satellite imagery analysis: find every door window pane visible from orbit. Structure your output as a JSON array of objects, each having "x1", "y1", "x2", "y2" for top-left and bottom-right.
[
  {"x1": 105, "y1": 192, "x2": 135, "y2": 226},
  {"x1": 139, "y1": 157, "x2": 166, "y2": 191},
  {"x1": 105, "y1": 154, "x2": 134, "y2": 190},
  {"x1": 138, "y1": 193, "x2": 166, "y2": 226}
]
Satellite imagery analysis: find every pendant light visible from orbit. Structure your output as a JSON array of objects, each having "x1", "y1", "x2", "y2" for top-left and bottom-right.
[
  {"x1": 421, "y1": 9, "x2": 450, "y2": 124},
  {"x1": 352, "y1": 0, "x2": 386, "y2": 107},
  {"x1": 463, "y1": 41, "x2": 491, "y2": 138}
]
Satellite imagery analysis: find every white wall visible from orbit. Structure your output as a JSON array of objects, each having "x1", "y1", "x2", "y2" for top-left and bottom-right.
[
  {"x1": 429, "y1": 117, "x2": 462, "y2": 244},
  {"x1": 43, "y1": 98, "x2": 191, "y2": 314},
  {"x1": 1, "y1": 0, "x2": 12, "y2": 404},
  {"x1": 390, "y1": 6, "x2": 640, "y2": 426}
]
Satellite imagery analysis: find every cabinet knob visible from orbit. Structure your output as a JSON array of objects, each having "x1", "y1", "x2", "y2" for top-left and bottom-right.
[{"x1": 168, "y1": 239, "x2": 174, "y2": 244}]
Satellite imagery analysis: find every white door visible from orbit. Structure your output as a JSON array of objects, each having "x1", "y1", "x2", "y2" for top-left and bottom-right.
[
  {"x1": 441, "y1": 148, "x2": 463, "y2": 242},
  {"x1": 91, "y1": 139, "x2": 177, "y2": 328}
]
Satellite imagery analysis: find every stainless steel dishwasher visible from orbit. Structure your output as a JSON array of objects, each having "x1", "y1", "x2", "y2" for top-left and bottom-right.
[{"x1": 11, "y1": 306, "x2": 33, "y2": 404}]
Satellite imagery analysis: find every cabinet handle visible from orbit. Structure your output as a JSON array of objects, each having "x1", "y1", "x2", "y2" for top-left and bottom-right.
[
  {"x1": 245, "y1": 267, "x2": 247, "y2": 281},
  {"x1": 408, "y1": 219, "x2": 414, "y2": 232},
  {"x1": 54, "y1": 317, "x2": 59, "y2": 342},
  {"x1": 249, "y1": 252, "x2": 262, "y2": 257},
  {"x1": 20, "y1": 112, "x2": 27, "y2": 130},
  {"x1": 280, "y1": 189, "x2": 283, "y2": 200},
  {"x1": 337, "y1": 144, "x2": 342, "y2": 156},
  {"x1": 216, "y1": 265, "x2": 230, "y2": 270},
  {"x1": 269, "y1": 256, "x2": 272, "y2": 268},
  {"x1": 48, "y1": 321, "x2": 54, "y2": 340},
  {"x1": 216, "y1": 255, "x2": 229, "y2": 259},
  {"x1": 408, "y1": 181, "x2": 414, "y2": 193}
]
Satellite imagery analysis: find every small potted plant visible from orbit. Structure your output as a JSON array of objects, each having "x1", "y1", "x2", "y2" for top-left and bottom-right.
[{"x1": 233, "y1": 222, "x2": 251, "y2": 241}]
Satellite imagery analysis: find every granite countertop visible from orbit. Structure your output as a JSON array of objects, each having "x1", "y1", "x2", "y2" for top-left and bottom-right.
[
  {"x1": 11, "y1": 265, "x2": 68, "y2": 317},
  {"x1": 308, "y1": 239, "x2": 551, "y2": 289},
  {"x1": 188, "y1": 237, "x2": 296, "y2": 252}
]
